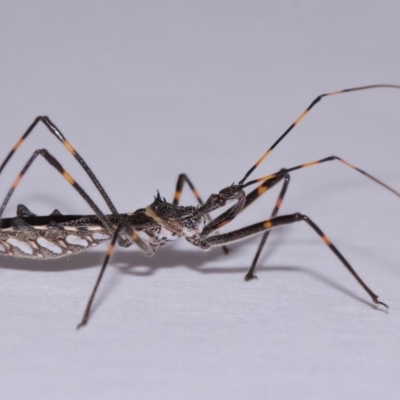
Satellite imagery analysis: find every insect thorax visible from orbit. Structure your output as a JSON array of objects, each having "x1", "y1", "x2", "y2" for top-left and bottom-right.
[{"x1": 143, "y1": 193, "x2": 206, "y2": 245}]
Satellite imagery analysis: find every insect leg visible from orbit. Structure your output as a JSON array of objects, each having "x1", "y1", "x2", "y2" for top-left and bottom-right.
[
  {"x1": 242, "y1": 155, "x2": 400, "y2": 199},
  {"x1": 0, "y1": 149, "x2": 129, "y2": 245},
  {"x1": 199, "y1": 174, "x2": 290, "y2": 238},
  {"x1": 201, "y1": 148, "x2": 396, "y2": 248},
  {"x1": 199, "y1": 184, "x2": 246, "y2": 238},
  {"x1": 173, "y1": 173, "x2": 205, "y2": 206},
  {"x1": 239, "y1": 84, "x2": 400, "y2": 185},
  {"x1": 198, "y1": 213, "x2": 388, "y2": 308},
  {"x1": 77, "y1": 223, "x2": 151, "y2": 329},
  {"x1": 244, "y1": 173, "x2": 291, "y2": 281},
  {"x1": 196, "y1": 173, "x2": 291, "y2": 278},
  {"x1": 0, "y1": 116, "x2": 118, "y2": 214}
]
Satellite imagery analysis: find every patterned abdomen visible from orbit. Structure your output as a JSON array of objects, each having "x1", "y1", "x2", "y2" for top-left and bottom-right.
[{"x1": 0, "y1": 216, "x2": 112, "y2": 259}]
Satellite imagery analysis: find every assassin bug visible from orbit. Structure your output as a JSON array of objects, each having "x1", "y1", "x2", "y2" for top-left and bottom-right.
[{"x1": 0, "y1": 84, "x2": 399, "y2": 329}]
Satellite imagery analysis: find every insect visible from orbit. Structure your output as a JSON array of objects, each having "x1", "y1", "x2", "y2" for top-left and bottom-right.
[{"x1": 0, "y1": 84, "x2": 399, "y2": 329}]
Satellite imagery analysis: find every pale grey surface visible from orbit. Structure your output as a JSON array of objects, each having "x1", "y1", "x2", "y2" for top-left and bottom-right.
[{"x1": 0, "y1": 1, "x2": 400, "y2": 399}]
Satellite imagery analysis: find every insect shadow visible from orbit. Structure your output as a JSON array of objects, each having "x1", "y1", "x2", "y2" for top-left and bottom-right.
[{"x1": 0, "y1": 238, "x2": 383, "y2": 312}]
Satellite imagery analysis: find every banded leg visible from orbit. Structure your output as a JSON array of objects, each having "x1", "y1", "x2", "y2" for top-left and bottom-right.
[
  {"x1": 0, "y1": 116, "x2": 118, "y2": 214},
  {"x1": 239, "y1": 84, "x2": 400, "y2": 184},
  {"x1": 242, "y1": 155, "x2": 400, "y2": 199},
  {"x1": 174, "y1": 173, "x2": 229, "y2": 254},
  {"x1": 199, "y1": 174, "x2": 289, "y2": 238},
  {"x1": 198, "y1": 213, "x2": 388, "y2": 308},
  {"x1": 195, "y1": 173, "x2": 291, "y2": 279},
  {"x1": 77, "y1": 223, "x2": 151, "y2": 329},
  {"x1": 245, "y1": 173, "x2": 291, "y2": 281},
  {"x1": 0, "y1": 149, "x2": 128, "y2": 245},
  {"x1": 173, "y1": 173, "x2": 205, "y2": 206}
]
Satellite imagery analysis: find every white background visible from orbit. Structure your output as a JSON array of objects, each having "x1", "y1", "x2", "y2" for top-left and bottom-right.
[{"x1": 0, "y1": 1, "x2": 400, "y2": 399}]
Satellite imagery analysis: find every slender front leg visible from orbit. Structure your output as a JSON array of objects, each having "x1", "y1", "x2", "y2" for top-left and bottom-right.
[
  {"x1": 200, "y1": 185, "x2": 246, "y2": 238},
  {"x1": 198, "y1": 174, "x2": 290, "y2": 266},
  {"x1": 197, "y1": 213, "x2": 388, "y2": 308},
  {"x1": 245, "y1": 173, "x2": 291, "y2": 280}
]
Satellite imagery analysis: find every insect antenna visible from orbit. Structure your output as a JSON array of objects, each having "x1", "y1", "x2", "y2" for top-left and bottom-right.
[
  {"x1": 238, "y1": 84, "x2": 400, "y2": 186},
  {"x1": 241, "y1": 155, "x2": 400, "y2": 200}
]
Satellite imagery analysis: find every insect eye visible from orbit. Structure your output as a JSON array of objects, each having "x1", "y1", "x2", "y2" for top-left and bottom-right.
[{"x1": 217, "y1": 196, "x2": 226, "y2": 206}]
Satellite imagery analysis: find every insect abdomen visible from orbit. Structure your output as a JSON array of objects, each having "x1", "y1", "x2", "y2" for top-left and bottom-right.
[{"x1": 0, "y1": 218, "x2": 112, "y2": 259}]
